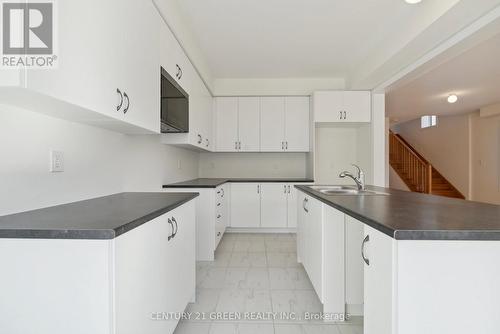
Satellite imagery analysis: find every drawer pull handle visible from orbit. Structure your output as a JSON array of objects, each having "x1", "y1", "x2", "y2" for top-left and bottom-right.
[
  {"x1": 362, "y1": 235, "x2": 370, "y2": 266},
  {"x1": 171, "y1": 217, "x2": 178, "y2": 239}
]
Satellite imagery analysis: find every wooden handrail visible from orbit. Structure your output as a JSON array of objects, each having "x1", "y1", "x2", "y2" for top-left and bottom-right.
[{"x1": 389, "y1": 130, "x2": 432, "y2": 193}]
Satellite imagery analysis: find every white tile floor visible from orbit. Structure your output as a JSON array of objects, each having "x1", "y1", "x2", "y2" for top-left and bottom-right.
[{"x1": 175, "y1": 233, "x2": 363, "y2": 334}]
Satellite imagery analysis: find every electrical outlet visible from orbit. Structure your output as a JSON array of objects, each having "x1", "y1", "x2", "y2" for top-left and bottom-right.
[{"x1": 50, "y1": 150, "x2": 64, "y2": 172}]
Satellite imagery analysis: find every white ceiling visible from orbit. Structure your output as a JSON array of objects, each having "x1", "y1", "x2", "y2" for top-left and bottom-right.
[
  {"x1": 174, "y1": 0, "x2": 461, "y2": 79},
  {"x1": 386, "y1": 32, "x2": 500, "y2": 122}
]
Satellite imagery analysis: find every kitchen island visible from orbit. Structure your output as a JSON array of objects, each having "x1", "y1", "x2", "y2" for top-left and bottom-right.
[
  {"x1": 296, "y1": 185, "x2": 500, "y2": 334},
  {"x1": 0, "y1": 192, "x2": 198, "y2": 334}
]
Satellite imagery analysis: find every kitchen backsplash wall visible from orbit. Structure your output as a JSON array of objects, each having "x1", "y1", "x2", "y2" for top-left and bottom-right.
[
  {"x1": 0, "y1": 105, "x2": 199, "y2": 216},
  {"x1": 198, "y1": 152, "x2": 308, "y2": 178}
]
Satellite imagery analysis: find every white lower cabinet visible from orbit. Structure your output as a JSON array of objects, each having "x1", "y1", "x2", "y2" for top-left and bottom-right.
[
  {"x1": 115, "y1": 201, "x2": 195, "y2": 334},
  {"x1": 231, "y1": 183, "x2": 301, "y2": 229},
  {"x1": 363, "y1": 225, "x2": 394, "y2": 334},
  {"x1": 0, "y1": 200, "x2": 196, "y2": 334},
  {"x1": 164, "y1": 186, "x2": 229, "y2": 261},
  {"x1": 230, "y1": 183, "x2": 261, "y2": 228},
  {"x1": 297, "y1": 191, "x2": 361, "y2": 319},
  {"x1": 260, "y1": 184, "x2": 288, "y2": 228}
]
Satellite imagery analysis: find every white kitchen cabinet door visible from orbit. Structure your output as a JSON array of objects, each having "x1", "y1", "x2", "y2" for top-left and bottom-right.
[
  {"x1": 231, "y1": 183, "x2": 260, "y2": 227},
  {"x1": 26, "y1": 0, "x2": 119, "y2": 121},
  {"x1": 345, "y1": 216, "x2": 365, "y2": 315},
  {"x1": 306, "y1": 196, "x2": 323, "y2": 299},
  {"x1": 230, "y1": 183, "x2": 261, "y2": 228},
  {"x1": 313, "y1": 91, "x2": 370, "y2": 123},
  {"x1": 117, "y1": 0, "x2": 161, "y2": 132},
  {"x1": 168, "y1": 201, "x2": 196, "y2": 316},
  {"x1": 260, "y1": 97, "x2": 285, "y2": 151},
  {"x1": 285, "y1": 97, "x2": 310, "y2": 152},
  {"x1": 296, "y1": 191, "x2": 307, "y2": 264},
  {"x1": 238, "y1": 97, "x2": 260, "y2": 151},
  {"x1": 115, "y1": 214, "x2": 175, "y2": 334},
  {"x1": 215, "y1": 97, "x2": 239, "y2": 152},
  {"x1": 313, "y1": 91, "x2": 343, "y2": 123},
  {"x1": 343, "y1": 91, "x2": 371, "y2": 122},
  {"x1": 260, "y1": 184, "x2": 288, "y2": 228},
  {"x1": 287, "y1": 185, "x2": 298, "y2": 228},
  {"x1": 364, "y1": 225, "x2": 394, "y2": 334}
]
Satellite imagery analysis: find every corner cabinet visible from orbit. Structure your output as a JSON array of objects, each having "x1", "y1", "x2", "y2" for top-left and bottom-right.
[
  {"x1": 214, "y1": 96, "x2": 310, "y2": 152},
  {"x1": 313, "y1": 91, "x2": 371, "y2": 123}
]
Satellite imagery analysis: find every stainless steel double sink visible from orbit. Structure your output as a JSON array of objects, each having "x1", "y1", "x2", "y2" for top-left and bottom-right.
[{"x1": 309, "y1": 185, "x2": 390, "y2": 196}]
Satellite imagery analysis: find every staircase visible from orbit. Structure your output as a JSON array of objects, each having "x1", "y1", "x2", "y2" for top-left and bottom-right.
[{"x1": 389, "y1": 130, "x2": 465, "y2": 199}]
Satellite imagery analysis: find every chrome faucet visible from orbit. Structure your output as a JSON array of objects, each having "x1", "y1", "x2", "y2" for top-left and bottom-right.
[{"x1": 339, "y1": 164, "x2": 365, "y2": 191}]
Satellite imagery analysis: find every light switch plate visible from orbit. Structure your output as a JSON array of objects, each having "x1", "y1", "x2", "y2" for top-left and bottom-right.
[{"x1": 50, "y1": 150, "x2": 64, "y2": 172}]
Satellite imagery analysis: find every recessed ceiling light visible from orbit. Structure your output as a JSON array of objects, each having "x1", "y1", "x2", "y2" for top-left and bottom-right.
[
  {"x1": 405, "y1": 0, "x2": 422, "y2": 4},
  {"x1": 447, "y1": 94, "x2": 458, "y2": 104}
]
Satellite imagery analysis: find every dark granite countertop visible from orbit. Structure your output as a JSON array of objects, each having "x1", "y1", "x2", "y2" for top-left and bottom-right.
[
  {"x1": 163, "y1": 178, "x2": 314, "y2": 188},
  {"x1": 0, "y1": 192, "x2": 199, "y2": 239},
  {"x1": 295, "y1": 185, "x2": 500, "y2": 241}
]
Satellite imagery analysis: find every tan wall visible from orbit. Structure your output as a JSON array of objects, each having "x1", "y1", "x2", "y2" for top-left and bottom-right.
[
  {"x1": 470, "y1": 113, "x2": 500, "y2": 205},
  {"x1": 392, "y1": 114, "x2": 471, "y2": 198}
]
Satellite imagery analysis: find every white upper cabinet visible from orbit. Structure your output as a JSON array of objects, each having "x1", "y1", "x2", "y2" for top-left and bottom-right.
[
  {"x1": 260, "y1": 96, "x2": 310, "y2": 152},
  {"x1": 260, "y1": 97, "x2": 286, "y2": 152},
  {"x1": 116, "y1": 0, "x2": 161, "y2": 132},
  {"x1": 313, "y1": 91, "x2": 371, "y2": 123},
  {"x1": 285, "y1": 97, "x2": 310, "y2": 152},
  {"x1": 6, "y1": 0, "x2": 162, "y2": 134},
  {"x1": 214, "y1": 96, "x2": 310, "y2": 153},
  {"x1": 214, "y1": 97, "x2": 239, "y2": 152},
  {"x1": 238, "y1": 97, "x2": 261, "y2": 152}
]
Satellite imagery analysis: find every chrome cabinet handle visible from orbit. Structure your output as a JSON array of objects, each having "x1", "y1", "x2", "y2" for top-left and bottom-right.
[
  {"x1": 217, "y1": 214, "x2": 221, "y2": 219},
  {"x1": 284, "y1": 185, "x2": 287, "y2": 193},
  {"x1": 238, "y1": 141, "x2": 241, "y2": 150},
  {"x1": 362, "y1": 235, "x2": 370, "y2": 265},
  {"x1": 235, "y1": 141, "x2": 238, "y2": 150},
  {"x1": 221, "y1": 188, "x2": 225, "y2": 197},
  {"x1": 303, "y1": 198, "x2": 308, "y2": 213},
  {"x1": 167, "y1": 218, "x2": 174, "y2": 241},
  {"x1": 197, "y1": 134, "x2": 202, "y2": 144},
  {"x1": 123, "y1": 92, "x2": 130, "y2": 114},
  {"x1": 281, "y1": 141, "x2": 284, "y2": 150},
  {"x1": 206, "y1": 138, "x2": 209, "y2": 147},
  {"x1": 344, "y1": 111, "x2": 347, "y2": 120},
  {"x1": 176, "y1": 64, "x2": 180, "y2": 79},
  {"x1": 217, "y1": 202, "x2": 221, "y2": 207},
  {"x1": 179, "y1": 66, "x2": 183, "y2": 79},
  {"x1": 217, "y1": 231, "x2": 221, "y2": 237},
  {"x1": 116, "y1": 88, "x2": 123, "y2": 111},
  {"x1": 286, "y1": 141, "x2": 288, "y2": 150},
  {"x1": 172, "y1": 217, "x2": 178, "y2": 238},
  {"x1": 287, "y1": 185, "x2": 291, "y2": 193},
  {"x1": 257, "y1": 184, "x2": 260, "y2": 194}
]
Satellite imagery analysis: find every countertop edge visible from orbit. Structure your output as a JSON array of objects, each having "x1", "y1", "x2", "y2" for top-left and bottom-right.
[
  {"x1": 0, "y1": 193, "x2": 199, "y2": 240},
  {"x1": 163, "y1": 178, "x2": 315, "y2": 188},
  {"x1": 295, "y1": 186, "x2": 500, "y2": 241},
  {"x1": 112, "y1": 193, "x2": 199, "y2": 238}
]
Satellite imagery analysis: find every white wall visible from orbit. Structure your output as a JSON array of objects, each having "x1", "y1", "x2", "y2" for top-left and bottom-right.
[
  {"x1": 198, "y1": 153, "x2": 307, "y2": 178},
  {"x1": 0, "y1": 105, "x2": 199, "y2": 216},
  {"x1": 392, "y1": 114, "x2": 471, "y2": 197},
  {"x1": 314, "y1": 125, "x2": 372, "y2": 184},
  {"x1": 213, "y1": 78, "x2": 345, "y2": 96}
]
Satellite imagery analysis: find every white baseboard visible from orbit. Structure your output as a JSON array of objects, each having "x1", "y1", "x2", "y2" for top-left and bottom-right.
[
  {"x1": 226, "y1": 227, "x2": 297, "y2": 234},
  {"x1": 346, "y1": 303, "x2": 364, "y2": 317}
]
